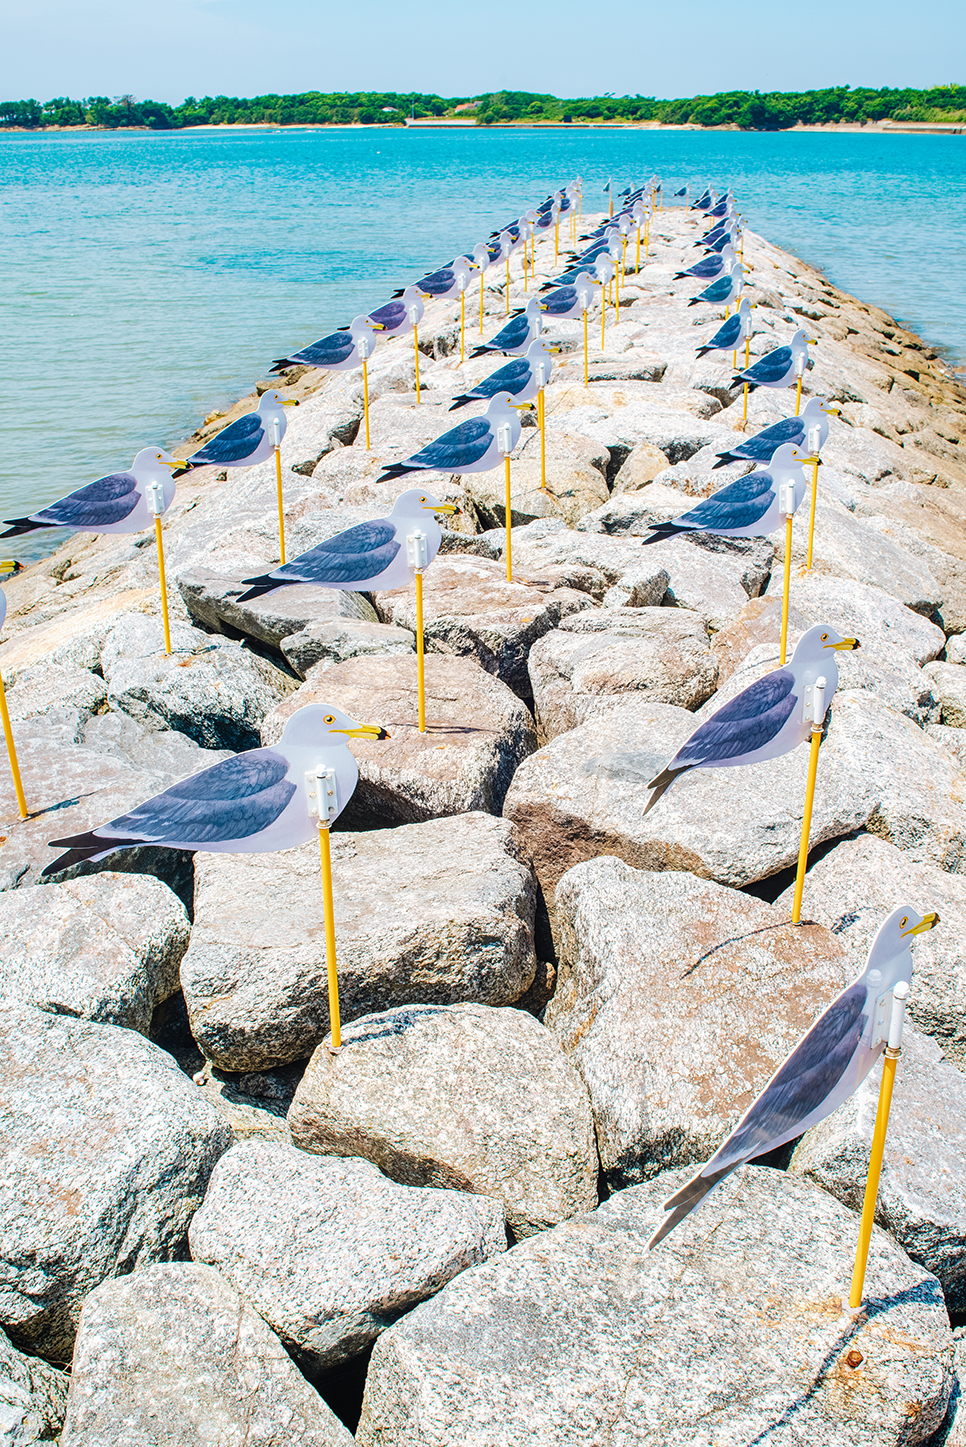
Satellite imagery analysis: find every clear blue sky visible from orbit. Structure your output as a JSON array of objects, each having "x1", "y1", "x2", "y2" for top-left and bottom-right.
[{"x1": 5, "y1": 0, "x2": 965, "y2": 101}]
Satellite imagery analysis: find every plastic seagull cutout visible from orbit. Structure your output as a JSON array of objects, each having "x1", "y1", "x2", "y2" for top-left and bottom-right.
[
  {"x1": 699, "y1": 227, "x2": 740, "y2": 255},
  {"x1": 449, "y1": 338, "x2": 558, "y2": 411},
  {"x1": 642, "y1": 443, "x2": 810, "y2": 545},
  {"x1": 236, "y1": 489, "x2": 457, "y2": 601},
  {"x1": 2, "y1": 449, "x2": 185, "y2": 537},
  {"x1": 676, "y1": 244, "x2": 737, "y2": 281},
  {"x1": 470, "y1": 298, "x2": 544, "y2": 358},
  {"x1": 713, "y1": 398, "x2": 840, "y2": 469},
  {"x1": 269, "y1": 316, "x2": 383, "y2": 376},
  {"x1": 649, "y1": 904, "x2": 939, "y2": 1249},
  {"x1": 375, "y1": 392, "x2": 528, "y2": 483},
  {"x1": 688, "y1": 263, "x2": 745, "y2": 308},
  {"x1": 642, "y1": 623, "x2": 859, "y2": 815},
  {"x1": 403, "y1": 256, "x2": 477, "y2": 301},
  {"x1": 732, "y1": 328, "x2": 816, "y2": 392},
  {"x1": 695, "y1": 299, "x2": 754, "y2": 359},
  {"x1": 173, "y1": 392, "x2": 298, "y2": 476},
  {"x1": 366, "y1": 285, "x2": 425, "y2": 336},
  {"x1": 538, "y1": 272, "x2": 602, "y2": 320},
  {"x1": 42, "y1": 704, "x2": 388, "y2": 877}
]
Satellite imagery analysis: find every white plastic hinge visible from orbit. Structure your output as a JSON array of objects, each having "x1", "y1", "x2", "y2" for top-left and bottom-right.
[
  {"x1": 358, "y1": 335, "x2": 371, "y2": 360},
  {"x1": 496, "y1": 422, "x2": 513, "y2": 454},
  {"x1": 807, "y1": 426, "x2": 821, "y2": 453},
  {"x1": 535, "y1": 361, "x2": 550, "y2": 387},
  {"x1": 796, "y1": 352, "x2": 806, "y2": 376},
  {"x1": 779, "y1": 482, "x2": 796, "y2": 515},
  {"x1": 306, "y1": 767, "x2": 338, "y2": 820},
  {"x1": 146, "y1": 479, "x2": 166, "y2": 517},
  {"x1": 271, "y1": 416, "x2": 281, "y2": 447},
  {"x1": 871, "y1": 990, "x2": 892, "y2": 1048},
  {"x1": 406, "y1": 530, "x2": 429, "y2": 569},
  {"x1": 408, "y1": 305, "x2": 419, "y2": 324}
]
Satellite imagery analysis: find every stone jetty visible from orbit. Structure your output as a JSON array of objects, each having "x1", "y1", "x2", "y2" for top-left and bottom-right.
[{"x1": 2, "y1": 205, "x2": 966, "y2": 1445}]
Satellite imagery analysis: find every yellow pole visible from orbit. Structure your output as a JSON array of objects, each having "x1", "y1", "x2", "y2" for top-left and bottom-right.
[
  {"x1": 155, "y1": 516, "x2": 172, "y2": 657},
  {"x1": 849, "y1": 1017, "x2": 905, "y2": 1308},
  {"x1": 363, "y1": 355, "x2": 371, "y2": 448},
  {"x1": 794, "y1": 371, "x2": 803, "y2": 417},
  {"x1": 601, "y1": 294, "x2": 606, "y2": 351},
  {"x1": 615, "y1": 265, "x2": 620, "y2": 325},
  {"x1": 460, "y1": 291, "x2": 465, "y2": 364},
  {"x1": 504, "y1": 456, "x2": 512, "y2": 581},
  {"x1": 410, "y1": 321, "x2": 419, "y2": 402},
  {"x1": 415, "y1": 570, "x2": 426, "y2": 733},
  {"x1": 274, "y1": 447, "x2": 286, "y2": 565},
  {"x1": 554, "y1": 220, "x2": 559, "y2": 263},
  {"x1": 636, "y1": 223, "x2": 641, "y2": 271},
  {"x1": 779, "y1": 513, "x2": 793, "y2": 666},
  {"x1": 479, "y1": 270, "x2": 484, "y2": 333},
  {"x1": 742, "y1": 383, "x2": 749, "y2": 424},
  {"x1": 538, "y1": 388, "x2": 546, "y2": 490},
  {"x1": 505, "y1": 257, "x2": 510, "y2": 314},
  {"x1": 791, "y1": 726, "x2": 823, "y2": 923},
  {"x1": 806, "y1": 457, "x2": 820, "y2": 572},
  {"x1": 584, "y1": 310, "x2": 589, "y2": 387},
  {"x1": 317, "y1": 824, "x2": 342, "y2": 1050},
  {"x1": 0, "y1": 670, "x2": 28, "y2": 819}
]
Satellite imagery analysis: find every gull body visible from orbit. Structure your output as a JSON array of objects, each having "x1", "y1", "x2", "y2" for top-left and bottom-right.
[
  {"x1": 470, "y1": 298, "x2": 543, "y2": 358},
  {"x1": 713, "y1": 398, "x2": 840, "y2": 469},
  {"x1": 237, "y1": 490, "x2": 456, "y2": 600},
  {"x1": 695, "y1": 299, "x2": 754, "y2": 359},
  {"x1": 367, "y1": 285, "x2": 425, "y2": 336},
  {"x1": 410, "y1": 256, "x2": 476, "y2": 301},
  {"x1": 449, "y1": 338, "x2": 557, "y2": 411},
  {"x1": 642, "y1": 443, "x2": 810, "y2": 544},
  {"x1": 676, "y1": 244, "x2": 736, "y2": 282},
  {"x1": 539, "y1": 272, "x2": 601, "y2": 320},
  {"x1": 269, "y1": 316, "x2": 382, "y2": 376},
  {"x1": 732, "y1": 328, "x2": 815, "y2": 392},
  {"x1": 43, "y1": 705, "x2": 389, "y2": 876},
  {"x1": 2, "y1": 448, "x2": 183, "y2": 537},
  {"x1": 688, "y1": 263, "x2": 744, "y2": 308},
  {"x1": 175, "y1": 392, "x2": 298, "y2": 476},
  {"x1": 376, "y1": 393, "x2": 525, "y2": 482},
  {"x1": 649, "y1": 905, "x2": 938, "y2": 1248}
]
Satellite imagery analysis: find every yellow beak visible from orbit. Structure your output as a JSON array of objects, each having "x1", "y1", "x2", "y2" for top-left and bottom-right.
[
  {"x1": 425, "y1": 502, "x2": 458, "y2": 514},
  {"x1": 282, "y1": 399, "x2": 300, "y2": 407},
  {"x1": 335, "y1": 724, "x2": 390, "y2": 740},
  {"x1": 903, "y1": 911, "x2": 940, "y2": 937},
  {"x1": 825, "y1": 636, "x2": 860, "y2": 651}
]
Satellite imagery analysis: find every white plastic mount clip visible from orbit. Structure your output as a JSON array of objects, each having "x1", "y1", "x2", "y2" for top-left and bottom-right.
[
  {"x1": 146, "y1": 479, "x2": 166, "y2": 518},
  {"x1": 306, "y1": 767, "x2": 338, "y2": 821},
  {"x1": 779, "y1": 482, "x2": 796, "y2": 516},
  {"x1": 807, "y1": 425, "x2": 821, "y2": 454},
  {"x1": 495, "y1": 422, "x2": 513, "y2": 455},
  {"x1": 406, "y1": 530, "x2": 429, "y2": 570},
  {"x1": 271, "y1": 416, "x2": 281, "y2": 448},
  {"x1": 801, "y1": 674, "x2": 827, "y2": 726}
]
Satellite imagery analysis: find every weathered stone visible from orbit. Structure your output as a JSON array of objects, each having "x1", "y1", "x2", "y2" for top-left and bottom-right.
[
  {"x1": 101, "y1": 615, "x2": 297, "y2": 751},
  {"x1": 0, "y1": 1003, "x2": 232, "y2": 1360},
  {"x1": 188, "y1": 1139, "x2": 506, "y2": 1368},
  {"x1": 280, "y1": 617, "x2": 415, "y2": 678},
  {"x1": 710, "y1": 595, "x2": 810, "y2": 683},
  {"x1": 527, "y1": 607, "x2": 717, "y2": 741},
  {"x1": 929, "y1": 724, "x2": 966, "y2": 773},
  {"x1": 924, "y1": 661, "x2": 966, "y2": 728},
  {"x1": 947, "y1": 636, "x2": 966, "y2": 666},
  {"x1": 374, "y1": 555, "x2": 592, "y2": 696},
  {"x1": 0, "y1": 1326, "x2": 68, "y2": 1445},
  {"x1": 502, "y1": 518, "x2": 669, "y2": 601},
  {"x1": 764, "y1": 572, "x2": 945, "y2": 666},
  {"x1": 182, "y1": 812, "x2": 537, "y2": 1071},
  {"x1": 775, "y1": 833, "x2": 966, "y2": 1064},
  {"x1": 289, "y1": 1002, "x2": 598, "y2": 1239},
  {"x1": 609, "y1": 534, "x2": 772, "y2": 630},
  {"x1": 262, "y1": 654, "x2": 536, "y2": 824},
  {"x1": 4, "y1": 662, "x2": 106, "y2": 729},
  {"x1": 177, "y1": 566, "x2": 377, "y2": 650},
  {"x1": 59, "y1": 1263, "x2": 354, "y2": 1447},
  {"x1": 356, "y1": 1167, "x2": 952, "y2": 1447},
  {"x1": 548, "y1": 859, "x2": 849, "y2": 1186},
  {"x1": 610, "y1": 441, "x2": 672, "y2": 492},
  {"x1": 0, "y1": 872, "x2": 188, "y2": 1034},
  {"x1": 791, "y1": 1027, "x2": 966, "y2": 1309}
]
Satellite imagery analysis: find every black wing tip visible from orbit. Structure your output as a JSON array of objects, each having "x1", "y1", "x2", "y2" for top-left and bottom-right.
[
  {"x1": 641, "y1": 525, "x2": 683, "y2": 546},
  {"x1": 469, "y1": 347, "x2": 490, "y2": 359},
  {"x1": 269, "y1": 359, "x2": 293, "y2": 374},
  {"x1": 375, "y1": 465, "x2": 413, "y2": 483},
  {"x1": 1, "y1": 518, "x2": 49, "y2": 537},
  {"x1": 390, "y1": 289, "x2": 405, "y2": 298},
  {"x1": 448, "y1": 396, "x2": 473, "y2": 410},
  {"x1": 41, "y1": 848, "x2": 102, "y2": 879},
  {"x1": 695, "y1": 346, "x2": 712, "y2": 359},
  {"x1": 687, "y1": 297, "x2": 702, "y2": 307},
  {"x1": 171, "y1": 465, "x2": 195, "y2": 479},
  {"x1": 712, "y1": 455, "x2": 737, "y2": 469},
  {"x1": 235, "y1": 577, "x2": 278, "y2": 603}
]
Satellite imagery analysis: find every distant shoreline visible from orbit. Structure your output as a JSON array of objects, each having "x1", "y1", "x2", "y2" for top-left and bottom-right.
[{"x1": 2, "y1": 119, "x2": 962, "y2": 136}]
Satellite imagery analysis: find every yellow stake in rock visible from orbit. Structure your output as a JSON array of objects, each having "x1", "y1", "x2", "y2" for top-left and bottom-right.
[
  {"x1": 415, "y1": 570, "x2": 426, "y2": 733},
  {"x1": 0, "y1": 669, "x2": 27, "y2": 819},
  {"x1": 583, "y1": 307, "x2": 590, "y2": 387},
  {"x1": 413, "y1": 320, "x2": 421, "y2": 405},
  {"x1": 504, "y1": 456, "x2": 513, "y2": 581},
  {"x1": 272, "y1": 416, "x2": 286, "y2": 565},
  {"x1": 460, "y1": 290, "x2": 466, "y2": 364},
  {"x1": 804, "y1": 428, "x2": 822, "y2": 572},
  {"x1": 848, "y1": 981, "x2": 910, "y2": 1309},
  {"x1": 317, "y1": 821, "x2": 342, "y2": 1051},
  {"x1": 538, "y1": 389, "x2": 547, "y2": 490},
  {"x1": 362, "y1": 353, "x2": 372, "y2": 449},
  {"x1": 145, "y1": 477, "x2": 174, "y2": 657},
  {"x1": 791, "y1": 707, "x2": 824, "y2": 924},
  {"x1": 779, "y1": 508, "x2": 794, "y2": 667},
  {"x1": 479, "y1": 269, "x2": 485, "y2": 333}
]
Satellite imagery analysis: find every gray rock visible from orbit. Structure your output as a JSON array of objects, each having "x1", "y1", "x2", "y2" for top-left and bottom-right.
[
  {"x1": 101, "y1": 614, "x2": 297, "y2": 751},
  {"x1": 59, "y1": 1263, "x2": 354, "y2": 1447},
  {"x1": 947, "y1": 637, "x2": 966, "y2": 666},
  {"x1": 928, "y1": 724, "x2": 966, "y2": 773},
  {"x1": 262, "y1": 654, "x2": 536, "y2": 825},
  {"x1": 462, "y1": 432, "x2": 610, "y2": 530},
  {"x1": 791, "y1": 1027, "x2": 966, "y2": 1309},
  {"x1": 0, "y1": 1002, "x2": 232, "y2": 1360},
  {"x1": 177, "y1": 567, "x2": 378, "y2": 651},
  {"x1": 0, "y1": 872, "x2": 189, "y2": 1033},
  {"x1": 356, "y1": 1166, "x2": 953, "y2": 1447},
  {"x1": 610, "y1": 441, "x2": 671, "y2": 492},
  {"x1": 527, "y1": 607, "x2": 717, "y2": 742},
  {"x1": 774, "y1": 833, "x2": 966, "y2": 1064},
  {"x1": 289, "y1": 1002, "x2": 598, "y2": 1239},
  {"x1": 0, "y1": 1326, "x2": 68, "y2": 1445},
  {"x1": 182, "y1": 812, "x2": 537, "y2": 1071},
  {"x1": 4, "y1": 662, "x2": 106, "y2": 730},
  {"x1": 938, "y1": 1328, "x2": 966, "y2": 1447},
  {"x1": 779, "y1": 500, "x2": 944, "y2": 615},
  {"x1": 548, "y1": 859, "x2": 849, "y2": 1186},
  {"x1": 281, "y1": 618, "x2": 415, "y2": 678},
  {"x1": 924, "y1": 661, "x2": 966, "y2": 728},
  {"x1": 500, "y1": 519, "x2": 669, "y2": 601},
  {"x1": 764, "y1": 572, "x2": 945, "y2": 666},
  {"x1": 609, "y1": 534, "x2": 773, "y2": 631},
  {"x1": 373, "y1": 555, "x2": 593, "y2": 696},
  {"x1": 188, "y1": 1139, "x2": 506, "y2": 1368}
]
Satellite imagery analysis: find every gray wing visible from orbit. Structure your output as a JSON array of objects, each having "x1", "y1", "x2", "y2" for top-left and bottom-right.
[
  {"x1": 191, "y1": 412, "x2": 264, "y2": 465},
  {"x1": 542, "y1": 287, "x2": 578, "y2": 316},
  {"x1": 50, "y1": 751, "x2": 296, "y2": 849},
  {"x1": 486, "y1": 314, "x2": 529, "y2": 350},
  {"x1": 405, "y1": 415, "x2": 493, "y2": 470},
  {"x1": 36, "y1": 472, "x2": 139, "y2": 527},
  {"x1": 368, "y1": 300, "x2": 406, "y2": 330},
  {"x1": 290, "y1": 332, "x2": 356, "y2": 367},
  {"x1": 672, "y1": 670, "x2": 797, "y2": 766},
  {"x1": 708, "y1": 315, "x2": 742, "y2": 350},
  {"x1": 473, "y1": 357, "x2": 530, "y2": 399},
  {"x1": 675, "y1": 472, "x2": 775, "y2": 532},
  {"x1": 744, "y1": 346, "x2": 792, "y2": 384},
  {"x1": 260, "y1": 520, "x2": 400, "y2": 585},
  {"x1": 697, "y1": 275, "x2": 733, "y2": 302},
  {"x1": 736, "y1": 416, "x2": 805, "y2": 460},
  {"x1": 418, "y1": 267, "x2": 456, "y2": 294}
]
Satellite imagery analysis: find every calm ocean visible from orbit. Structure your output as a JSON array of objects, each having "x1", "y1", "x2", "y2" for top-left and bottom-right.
[{"x1": 1, "y1": 125, "x2": 963, "y2": 560}]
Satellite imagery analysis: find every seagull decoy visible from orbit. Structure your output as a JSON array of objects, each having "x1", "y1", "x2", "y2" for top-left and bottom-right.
[
  {"x1": 732, "y1": 328, "x2": 816, "y2": 392},
  {"x1": 42, "y1": 704, "x2": 389, "y2": 876},
  {"x1": 643, "y1": 623, "x2": 859, "y2": 814},
  {"x1": 695, "y1": 299, "x2": 754, "y2": 359},
  {"x1": 449, "y1": 338, "x2": 557, "y2": 411},
  {"x1": 538, "y1": 272, "x2": 601, "y2": 321},
  {"x1": 376, "y1": 392, "x2": 527, "y2": 483},
  {"x1": 687, "y1": 264, "x2": 745, "y2": 308},
  {"x1": 2, "y1": 449, "x2": 185, "y2": 537},
  {"x1": 470, "y1": 298, "x2": 543, "y2": 358},
  {"x1": 699, "y1": 227, "x2": 740, "y2": 254},
  {"x1": 648, "y1": 903, "x2": 938, "y2": 1248},
  {"x1": 408, "y1": 255, "x2": 477, "y2": 301},
  {"x1": 236, "y1": 489, "x2": 457, "y2": 601},
  {"x1": 173, "y1": 391, "x2": 298, "y2": 476},
  {"x1": 676, "y1": 244, "x2": 736, "y2": 281},
  {"x1": 691, "y1": 189, "x2": 714, "y2": 210},
  {"x1": 366, "y1": 285, "x2": 425, "y2": 336},
  {"x1": 269, "y1": 316, "x2": 382, "y2": 376},
  {"x1": 713, "y1": 398, "x2": 840, "y2": 468},
  {"x1": 642, "y1": 443, "x2": 811, "y2": 545}
]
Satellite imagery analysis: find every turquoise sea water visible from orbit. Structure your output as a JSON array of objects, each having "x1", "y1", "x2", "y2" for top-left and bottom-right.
[{"x1": 1, "y1": 125, "x2": 964, "y2": 560}]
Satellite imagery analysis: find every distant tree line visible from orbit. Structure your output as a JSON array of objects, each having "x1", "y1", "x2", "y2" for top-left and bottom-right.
[{"x1": 1, "y1": 85, "x2": 964, "y2": 132}]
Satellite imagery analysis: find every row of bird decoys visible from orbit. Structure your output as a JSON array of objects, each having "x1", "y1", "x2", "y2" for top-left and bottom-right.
[{"x1": 0, "y1": 176, "x2": 937, "y2": 1298}]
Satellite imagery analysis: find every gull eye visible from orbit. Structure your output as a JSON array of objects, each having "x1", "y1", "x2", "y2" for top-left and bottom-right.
[
  {"x1": 420, "y1": 496, "x2": 427, "y2": 504},
  {"x1": 900, "y1": 916, "x2": 908, "y2": 929},
  {"x1": 323, "y1": 714, "x2": 335, "y2": 724},
  {"x1": 821, "y1": 633, "x2": 829, "y2": 642},
  {"x1": 156, "y1": 453, "x2": 162, "y2": 460}
]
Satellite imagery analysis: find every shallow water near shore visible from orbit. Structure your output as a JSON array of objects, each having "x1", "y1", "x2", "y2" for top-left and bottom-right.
[{"x1": 1, "y1": 125, "x2": 964, "y2": 561}]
